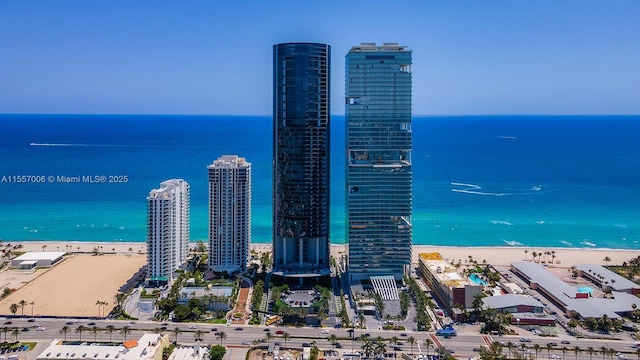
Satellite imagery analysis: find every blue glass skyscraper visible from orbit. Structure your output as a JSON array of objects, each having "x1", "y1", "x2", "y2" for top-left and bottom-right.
[
  {"x1": 273, "y1": 43, "x2": 331, "y2": 281},
  {"x1": 345, "y1": 43, "x2": 412, "y2": 281}
]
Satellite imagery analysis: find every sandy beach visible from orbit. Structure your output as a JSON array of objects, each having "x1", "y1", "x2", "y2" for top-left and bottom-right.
[
  {"x1": 7, "y1": 240, "x2": 639, "y2": 268},
  {"x1": 0, "y1": 240, "x2": 636, "y2": 317}
]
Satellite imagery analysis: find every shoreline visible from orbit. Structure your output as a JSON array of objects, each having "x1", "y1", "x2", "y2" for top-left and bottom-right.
[{"x1": 4, "y1": 241, "x2": 638, "y2": 268}]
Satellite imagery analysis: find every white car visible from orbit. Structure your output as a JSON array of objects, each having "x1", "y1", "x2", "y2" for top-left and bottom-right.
[
  {"x1": 36, "y1": 326, "x2": 45, "y2": 331},
  {"x1": 189, "y1": 325, "x2": 197, "y2": 329}
]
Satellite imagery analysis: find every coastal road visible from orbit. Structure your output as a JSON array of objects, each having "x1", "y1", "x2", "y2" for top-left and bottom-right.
[{"x1": 5, "y1": 317, "x2": 640, "y2": 359}]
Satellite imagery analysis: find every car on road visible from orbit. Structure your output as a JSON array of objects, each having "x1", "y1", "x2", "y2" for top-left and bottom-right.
[
  {"x1": 335, "y1": 343, "x2": 342, "y2": 348},
  {"x1": 189, "y1": 325, "x2": 197, "y2": 329},
  {"x1": 321, "y1": 329, "x2": 329, "y2": 334},
  {"x1": 547, "y1": 342, "x2": 557, "y2": 347},
  {"x1": 21, "y1": 327, "x2": 30, "y2": 332},
  {"x1": 275, "y1": 330, "x2": 284, "y2": 334},
  {"x1": 65, "y1": 321, "x2": 74, "y2": 325},
  {"x1": 3, "y1": 321, "x2": 11, "y2": 325},
  {"x1": 400, "y1": 333, "x2": 407, "y2": 337},
  {"x1": 211, "y1": 328, "x2": 218, "y2": 332},
  {"x1": 242, "y1": 340, "x2": 250, "y2": 345},
  {"x1": 560, "y1": 340, "x2": 570, "y2": 344},
  {"x1": 264, "y1": 328, "x2": 270, "y2": 332},
  {"x1": 36, "y1": 326, "x2": 45, "y2": 331},
  {"x1": 235, "y1": 327, "x2": 243, "y2": 331},
  {"x1": 87, "y1": 322, "x2": 96, "y2": 326},
  {"x1": 520, "y1": 338, "x2": 532, "y2": 342},
  {"x1": 27, "y1": 319, "x2": 35, "y2": 323}
]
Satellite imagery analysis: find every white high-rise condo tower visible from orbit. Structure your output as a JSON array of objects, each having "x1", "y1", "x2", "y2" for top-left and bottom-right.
[
  {"x1": 146, "y1": 179, "x2": 190, "y2": 286},
  {"x1": 208, "y1": 155, "x2": 252, "y2": 273}
]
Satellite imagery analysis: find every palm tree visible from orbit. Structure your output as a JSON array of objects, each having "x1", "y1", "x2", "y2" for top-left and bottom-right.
[
  {"x1": 572, "y1": 346, "x2": 582, "y2": 360},
  {"x1": 30, "y1": 301, "x2": 35, "y2": 317},
  {"x1": 586, "y1": 346, "x2": 595, "y2": 359},
  {"x1": 603, "y1": 256, "x2": 611, "y2": 266},
  {"x1": 328, "y1": 334, "x2": 338, "y2": 348},
  {"x1": 59, "y1": 326, "x2": 70, "y2": 341},
  {"x1": 389, "y1": 336, "x2": 399, "y2": 357},
  {"x1": 194, "y1": 330, "x2": 204, "y2": 342},
  {"x1": 423, "y1": 338, "x2": 434, "y2": 358},
  {"x1": 9, "y1": 303, "x2": 18, "y2": 317},
  {"x1": 120, "y1": 326, "x2": 131, "y2": 341},
  {"x1": 282, "y1": 332, "x2": 291, "y2": 348},
  {"x1": 506, "y1": 342, "x2": 515, "y2": 358},
  {"x1": 1, "y1": 327, "x2": 8, "y2": 342},
  {"x1": 533, "y1": 343, "x2": 542, "y2": 359},
  {"x1": 598, "y1": 345, "x2": 609, "y2": 359},
  {"x1": 265, "y1": 332, "x2": 273, "y2": 346},
  {"x1": 105, "y1": 325, "x2": 115, "y2": 341},
  {"x1": 18, "y1": 300, "x2": 26, "y2": 317},
  {"x1": 216, "y1": 331, "x2": 227, "y2": 345},
  {"x1": 546, "y1": 343, "x2": 555, "y2": 359},
  {"x1": 75, "y1": 325, "x2": 87, "y2": 341},
  {"x1": 524, "y1": 249, "x2": 529, "y2": 260},
  {"x1": 532, "y1": 251, "x2": 538, "y2": 263},
  {"x1": 171, "y1": 327, "x2": 181, "y2": 344},
  {"x1": 90, "y1": 326, "x2": 99, "y2": 341},
  {"x1": 11, "y1": 327, "x2": 20, "y2": 342},
  {"x1": 407, "y1": 336, "x2": 416, "y2": 354},
  {"x1": 114, "y1": 292, "x2": 127, "y2": 309}
]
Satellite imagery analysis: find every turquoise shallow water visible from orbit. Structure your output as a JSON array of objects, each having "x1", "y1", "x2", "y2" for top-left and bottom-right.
[{"x1": 1, "y1": 114, "x2": 639, "y2": 249}]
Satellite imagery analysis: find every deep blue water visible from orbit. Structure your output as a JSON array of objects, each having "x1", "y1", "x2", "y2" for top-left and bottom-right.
[{"x1": 1, "y1": 114, "x2": 639, "y2": 249}]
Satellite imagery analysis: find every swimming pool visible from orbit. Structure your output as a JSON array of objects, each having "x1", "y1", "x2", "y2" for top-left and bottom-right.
[
  {"x1": 469, "y1": 273, "x2": 488, "y2": 286},
  {"x1": 577, "y1": 286, "x2": 594, "y2": 295}
]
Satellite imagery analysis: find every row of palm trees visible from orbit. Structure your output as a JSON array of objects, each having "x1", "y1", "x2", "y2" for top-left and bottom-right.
[
  {"x1": 8, "y1": 299, "x2": 36, "y2": 317},
  {"x1": 523, "y1": 249, "x2": 558, "y2": 264},
  {"x1": 480, "y1": 340, "x2": 640, "y2": 360},
  {"x1": 55, "y1": 324, "x2": 232, "y2": 346}
]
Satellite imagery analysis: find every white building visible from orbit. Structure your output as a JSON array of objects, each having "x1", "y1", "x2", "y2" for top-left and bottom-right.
[
  {"x1": 37, "y1": 334, "x2": 170, "y2": 360},
  {"x1": 11, "y1": 252, "x2": 65, "y2": 269},
  {"x1": 208, "y1": 155, "x2": 251, "y2": 273},
  {"x1": 147, "y1": 179, "x2": 190, "y2": 285}
]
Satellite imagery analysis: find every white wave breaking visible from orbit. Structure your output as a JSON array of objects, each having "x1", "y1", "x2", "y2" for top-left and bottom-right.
[
  {"x1": 502, "y1": 239, "x2": 523, "y2": 246},
  {"x1": 452, "y1": 189, "x2": 513, "y2": 196},
  {"x1": 491, "y1": 220, "x2": 514, "y2": 226}
]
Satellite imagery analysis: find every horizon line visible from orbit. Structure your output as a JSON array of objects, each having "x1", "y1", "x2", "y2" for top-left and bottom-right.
[{"x1": 2, "y1": 112, "x2": 640, "y2": 117}]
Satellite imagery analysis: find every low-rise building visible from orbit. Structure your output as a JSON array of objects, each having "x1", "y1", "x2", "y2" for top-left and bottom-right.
[
  {"x1": 37, "y1": 334, "x2": 169, "y2": 360},
  {"x1": 574, "y1": 264, "x2": 640, "y2": 295},
  {"x1": 511, "y1": 261, "x2": 640, "y2": 319},
  {"x1": 11, "y1": 252, "x2": 65, "y2": 269},
  {"x1": 418, "y1": 252, "x2": 482, "y2": 320}
]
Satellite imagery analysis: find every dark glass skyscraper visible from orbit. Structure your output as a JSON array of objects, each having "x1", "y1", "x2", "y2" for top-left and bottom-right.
[
  {"x1": 346, "y1": 43, "x2": 413, "y2": 281},
  {"x1": 273, "y1": 43, "x2": 331, "y2": 280}
]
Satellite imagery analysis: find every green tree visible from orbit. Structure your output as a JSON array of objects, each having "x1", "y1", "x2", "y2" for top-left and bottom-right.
[
  {"x1": 1, "y1": 327, "x2": 8, "y2": 342},
  {"x1": 11, "y1": 327, "x2": 20, "y2": 342},
  {"x1": 59, "y1": 326, "x2": 70, "y2": 341},
  {"x1": 120, "y1": 325, "x2": 131, "y2": 341},
  {"x1": 328, "y1": 334, "x2": 338, "y2": 348},
  {"x1": 407, "y1": 336, "x2": 416, "y2": 354},
  {"x1": 423, "y1": 338, "x2": 434, "y2": 358},
  {"x1": 18, "y1": 300, "x2": 26, "y2": 317},
  {"x1": 105, "y1": 325, "x2": 116, "y2": 341},
  {"x1": 76, "y1": 325, "x2": 87, "y2": 341},
  {"x1": 265, "y1": 332, "x2": 273, "y2": 346},
  {"x1": 282, "y1": 332, "x2": 291, "y2": 348},
  {"x1": 209, "y1": 345, "x2": 226, "y2": 360},
  {"x1": 9, "y1": 303, "x2": 18, "y2": 316},
  {"x1": 171, "y1": 327, "x2": 181, "y2": 344},
  {"x1": 572, "y1": 346, "x2": 582, "y2": 360},
  {"x1": 194, "y1": 330, "x2": 204, "y2": 342},
  {"x1": 90, "y1": 326, "x2": 99, "y2": 341},
  {"x1": 216, "y1": 331, "x2": 227, "y2": 345}
]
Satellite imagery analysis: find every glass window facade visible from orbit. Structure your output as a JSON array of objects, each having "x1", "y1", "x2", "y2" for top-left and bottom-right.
[
  {"x1": 345, "y1": 43, "x2": 412, "y2": 281},
  {"x1": 272, "y1": 43, "x2": 331, "y2": 277}
]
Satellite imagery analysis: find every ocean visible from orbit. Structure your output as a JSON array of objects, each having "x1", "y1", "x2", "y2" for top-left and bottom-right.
[{"x1": 1, "y1": 114, "x2": 639, "y2": 250}]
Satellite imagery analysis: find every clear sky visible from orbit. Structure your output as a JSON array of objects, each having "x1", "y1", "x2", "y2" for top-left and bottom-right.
[{"x1": 1, "y1": 1, "x2": 639, "y2": 115}]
